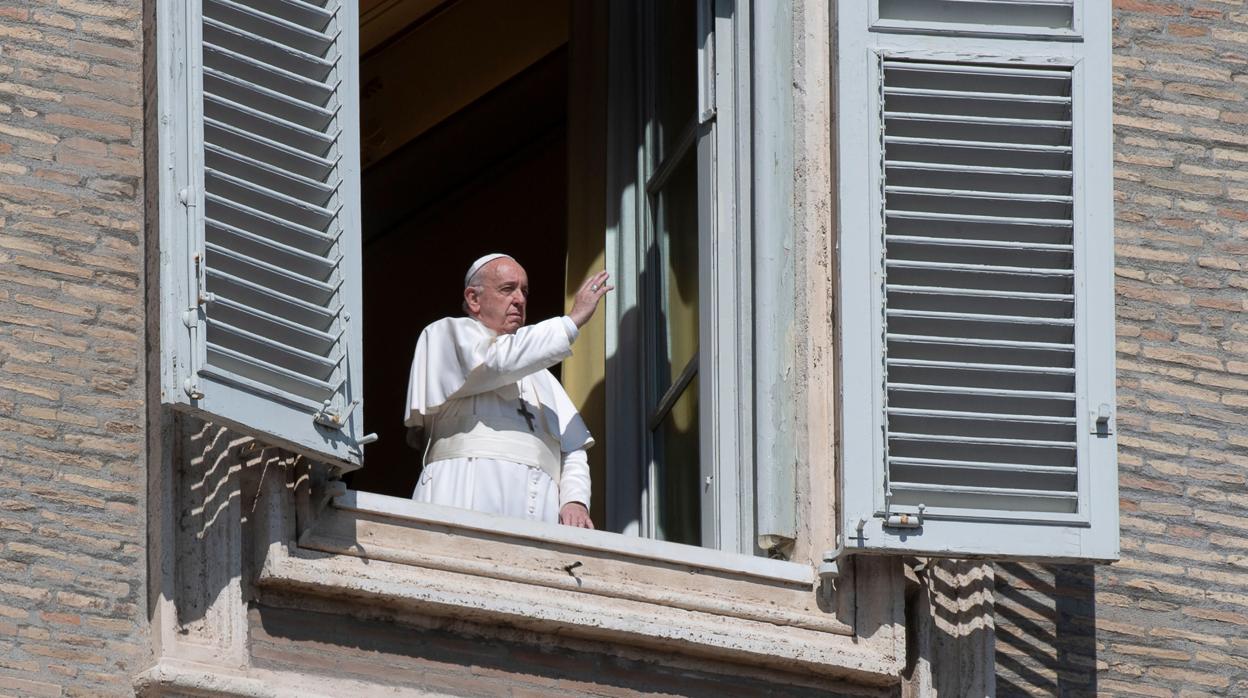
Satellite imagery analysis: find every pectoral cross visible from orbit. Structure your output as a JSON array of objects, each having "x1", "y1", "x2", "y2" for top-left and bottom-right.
[{"x1": 516, "y1": 400, "x2": 536, "y2": 432}]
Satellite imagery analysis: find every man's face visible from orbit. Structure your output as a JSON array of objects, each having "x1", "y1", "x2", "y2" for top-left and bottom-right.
[{"x1": 466, "y1": 259, "x2": 529, "y2": 334}]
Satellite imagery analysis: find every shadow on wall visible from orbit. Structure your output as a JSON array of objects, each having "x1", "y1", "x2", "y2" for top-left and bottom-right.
[
  {"x1": 994, "y1": 562, "x2": 1097, "y2": 697},
  {"x1": 905, "y1": 559, "x2": 998, "y2": 696}
]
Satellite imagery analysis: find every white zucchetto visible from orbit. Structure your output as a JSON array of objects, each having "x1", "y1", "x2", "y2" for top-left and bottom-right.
[{"x1": 464, "y1": 253, "x2": 515, "y2": 287}]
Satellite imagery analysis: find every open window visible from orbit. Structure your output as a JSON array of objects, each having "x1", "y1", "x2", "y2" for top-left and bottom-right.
[
  {"x1": 157, "y1": 0, "x2": 793, "y2": 560},
  {"x1": 835, "y1": 0, "x2": 1117, "y2": 561}
]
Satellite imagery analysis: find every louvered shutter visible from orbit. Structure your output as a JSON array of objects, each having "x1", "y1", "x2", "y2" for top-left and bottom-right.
[
  {"x1": 157, "y1": 0, "x2": 367, "y2": 468},
  {"x1": 835, "y1": 1, "x2": 1116, "y2": 560}
]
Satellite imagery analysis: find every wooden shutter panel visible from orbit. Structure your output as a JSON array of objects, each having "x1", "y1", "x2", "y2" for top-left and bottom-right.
[
  {"x1": 158, "y1": 0, "x2": 367, "y2": 468},
  {"x1": 836, "y1": 1, "x2": 1116, "y2": 560}
]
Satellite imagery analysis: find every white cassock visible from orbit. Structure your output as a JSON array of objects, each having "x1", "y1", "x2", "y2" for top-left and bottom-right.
[{"x1": 404, "y1": 315, "x2": 593, "y2": 523}]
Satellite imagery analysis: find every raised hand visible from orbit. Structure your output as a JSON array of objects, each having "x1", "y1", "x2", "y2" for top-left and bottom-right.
[{"x1": 569, "y1": 270, "x2": 613, "y2": 329}]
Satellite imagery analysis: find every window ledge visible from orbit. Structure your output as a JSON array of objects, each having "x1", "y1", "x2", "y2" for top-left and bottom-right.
[
  {"x1": 334, "y1": 490, "x2": 815, "y2": 585},
  {"x1": 255, "y1": 487, "x2": 905, "y2": 682}
]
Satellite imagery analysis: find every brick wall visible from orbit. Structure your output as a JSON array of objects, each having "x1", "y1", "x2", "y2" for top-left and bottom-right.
[
  {"x1": 996, "y1": 2, "x2": 1248, "y2": 696},
  {"x1": 0, "y1": 1, "x2": 148, "y2": 696}
]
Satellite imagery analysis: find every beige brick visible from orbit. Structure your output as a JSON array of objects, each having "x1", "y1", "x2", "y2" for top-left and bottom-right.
[
  {"x1": 1148, "y1": 666, "x2": 1230, "y2": 689},
  {"x1": 0, "y1": 121, "x2": 59, "y2": 144},
  {"x1": 56, "y1": 0, "x2": 140, "y2": 19},
  {"x1": 1197, "y1": 509, "x2": 1248, "y2": 531},
  {"x1": 1112, "y1": 643, "x2": 1191, "y2": 661},
  {"x1": 1116, "y1": 114, "x2": 1185, "y2": 134},
  {"x1": 44, "y1": 112, "x2": 131, "y2": 140},
  {"x1": 0, "y1": 675, "x2": 61, "y2": 698},
  {"x1": 79, "y1": 16, "x2": 138, "y2": 40},
  {"x1": 1141, "y1": 345, "x2": 1223, "y2": 370},
  {"x1": 1141, "y1": 98, "x2": 1220, "y2": 119}
]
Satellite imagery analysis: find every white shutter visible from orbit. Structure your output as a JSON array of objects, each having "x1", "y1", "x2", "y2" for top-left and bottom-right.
[
  {"x1": 158, "y1": 0, "x2": 367, "y2": 468},
  {"x1": 835, "y1": 1, "x2": 1116, "y2": 560}
]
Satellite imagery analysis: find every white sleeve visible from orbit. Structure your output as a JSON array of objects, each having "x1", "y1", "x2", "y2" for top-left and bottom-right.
[
  {"x1": 560, "y1": 315, "x2": 579, "y2": 343},
  {"x1": 559, "y1": 449, "x2": 591, "y2": 510},
  {"x1": 407, "y1": 316, "x2": 581, "y2": 427},
  {"x1": 453, "y1": 316, "x2": 577, "y2": 398}
]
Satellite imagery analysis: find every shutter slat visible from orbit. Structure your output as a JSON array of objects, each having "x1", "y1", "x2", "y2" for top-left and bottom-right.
[
  {"x1": 890, "y1": 482, "x2": 1077, "y2": 500},
  {"x1": 205, "y1": 93, "x2": 335, "y2": 152},
  {"x1": 205, "y1": 241, "x2": 340, "y2": 297},
  {"x1": 886, "y1": 259, "x2": 1073, "y2": 276},
  {"x1": 889, "y1": 432, "x2": 1074, "y2": 449},
  {"x1": 887, "y1": 408, "x2": 1076, "y2": 424},
  {"x1": 207, "y1": 142, "x2": 338, "y2": 203},
  {"x1": 884, "y1": 86, "x2": 1070, "y2": 105},
  {"x1": 882, "y1": 61, "x2": 1074, "y2": 79},
  {"x1": 888, "y1": 382, "x2": 1073, "y2": 400},
  {"x1": 884, "y1": 112, "x2": 1071, "y2": 130},
  {"x1": 885, "y1": 237, "x2": 1073, "y2": 253},
  {"x1": 887, "y1": 160, "x2": 1071, "y2": 178},
  {"x1": 206, "y1": 117, "x2": 336, "y2": 181},
  {"x1": 886, "y1": 309, "x2": 1074, "y2": 325},
  {"x1": 206, "y1": 0, "x2": 337, "y2": 51},
  {"x1": 888, "y1": 333, "x2": 1073, "y2": 351},
  {"x1": 885, "y1": 136, "x2": 1071, "y2": 154},
  {"x1": 203, "y1": 16, "x2": 334, "y2": 75},
  {"x1": 208, "y1": 317, "x2": 342, "y2": 371},
  {"x1": 888, "y1": 358, "x2": 1073, "y2": 375},
  {"x1": 889, "y1": 456, "x2": 1075, "y2": 475},
  {"x1": 886, "y1": 185, "x2": 1072, "y2": 204},
  {"x1": 207, "y1": 193, "x2": 334, "y2": 244},
  {"x1": 205, "y1": 66, "x2": 336, "y2": 129},
  {"x1": 204, "y1": 42, "x2": 336, "y2": 104},
  {"x1": 206, "y1": 167, "x2": 339, "y2": 227},
  {"x1": 210, "y1": 294, "x2": 342, "y2": 347},
  {"x1": 206, "y1": 267, "x2": 339, "y2": 321},
  {"x1": 206, "y1": 341, "x2": 338, "y2": 400},
  {"x1": 207, "y1": 217, "x2": 339, "y2": 271}
]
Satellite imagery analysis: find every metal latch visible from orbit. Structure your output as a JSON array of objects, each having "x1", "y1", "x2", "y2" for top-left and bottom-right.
[
  {"x1": 884, "y1": 503, "x2": 925, "y2": 530},
  {"x1": 1091, "y1": 403, "x2": 1113, "y2": 437},
  {"x1": 314, "y1": 398, "x2": 360, "y2": 429}
]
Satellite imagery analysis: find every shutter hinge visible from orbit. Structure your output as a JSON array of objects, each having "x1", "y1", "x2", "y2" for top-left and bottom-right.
[
  {"x1": 1091, "y1": 403, "x2": 1113, "y2": 437},
  {"x1": 192, "y1": 252, "x2": 215, "y2": 305},
  {"x1": 821, "y1": 518, "x2": 869, "y2": 580},
  {"x1": 178, "y1": 187, "x2": 197, "y2": 208},
  {"x1": 180, "y1": 306, "x2": 204, "y2": 400}
]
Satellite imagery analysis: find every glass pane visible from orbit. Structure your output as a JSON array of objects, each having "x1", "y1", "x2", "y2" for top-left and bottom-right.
[
  {"x1": 656, "y1": 153, "x2": 699, "y2": 392},
  {"x1": 654, "y1": 0, "x2": 697, "y2": 162},
  {"x1": 655, "y1": 375, "x2": 700, "y2": 545}
]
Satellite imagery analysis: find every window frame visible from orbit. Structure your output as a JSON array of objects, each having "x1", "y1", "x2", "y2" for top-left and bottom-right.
[
  {"x1": 834, "y1": 0, "x2": 1117, "y2": 561},
  {"x1": 606, "y1": 0, "x2": 759, "y2": 555}
]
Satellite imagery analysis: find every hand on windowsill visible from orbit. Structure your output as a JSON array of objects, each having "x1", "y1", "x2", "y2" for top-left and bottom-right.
[{"x1": 558, "y1": 502, "x2": 594, "y2": 529}]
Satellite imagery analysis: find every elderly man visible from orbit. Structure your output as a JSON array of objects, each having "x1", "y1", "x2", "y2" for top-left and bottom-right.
[{"x1": 404, "y1": 253, "x2": 612, "y2": 528}]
